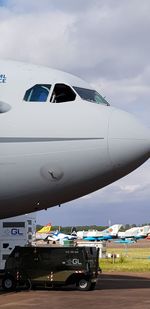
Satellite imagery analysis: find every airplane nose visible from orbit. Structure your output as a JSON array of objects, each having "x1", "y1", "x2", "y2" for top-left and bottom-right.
[{"x1": 108, "y1": 109, "x2": 150, "y2": 174}]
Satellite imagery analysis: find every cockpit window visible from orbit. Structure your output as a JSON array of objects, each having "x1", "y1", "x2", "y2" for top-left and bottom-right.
[
  {"x1": 73, "y1": 86, "x2": 109, "y2": 105},
  {"x1": 23, "y1": 84, "x2": 51, "y2": 102},
  {"x1": 50, "y1": 83, "x2": 76, "y2": 103}
]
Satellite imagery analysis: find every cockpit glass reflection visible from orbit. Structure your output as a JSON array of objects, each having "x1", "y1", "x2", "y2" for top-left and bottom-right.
[
  {"x1": 23, "y1": 84, "x2": 51, "y2": 102},
  {"x1": 73, "y1": 86, "x2": 109, "y2": 105}
]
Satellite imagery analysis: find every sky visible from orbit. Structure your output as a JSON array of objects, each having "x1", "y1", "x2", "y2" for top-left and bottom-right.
[{"x1": 0, "y1": 0, "x2": 150, "y2": 226}]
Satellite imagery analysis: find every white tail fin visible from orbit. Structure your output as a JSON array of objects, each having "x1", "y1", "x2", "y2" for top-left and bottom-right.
[{"x1": 102, "y1": 224, "x2": 122, "y2": 236}]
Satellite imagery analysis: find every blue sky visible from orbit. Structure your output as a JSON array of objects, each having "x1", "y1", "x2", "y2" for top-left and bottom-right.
[
  {"x1": 0, "y1": 0, "x2": 150, "y2": 226},
  {"x1": 0, "y1": 0, "x2": 6, "y2": 5}
]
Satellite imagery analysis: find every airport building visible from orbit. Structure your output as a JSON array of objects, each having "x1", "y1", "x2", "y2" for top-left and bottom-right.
[{"x1": 0, "y1": 213, "x2": 36, "y2": 269}]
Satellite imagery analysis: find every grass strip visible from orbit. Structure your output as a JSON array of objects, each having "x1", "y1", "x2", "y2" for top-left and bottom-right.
[{"x1": 100, "y1": 247, "x2": 150, "y2": 272}]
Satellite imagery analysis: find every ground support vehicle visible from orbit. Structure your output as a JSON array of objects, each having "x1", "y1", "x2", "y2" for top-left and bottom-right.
[{"x1": 0, "y1": 246, "x2": 100, "y2": 291}]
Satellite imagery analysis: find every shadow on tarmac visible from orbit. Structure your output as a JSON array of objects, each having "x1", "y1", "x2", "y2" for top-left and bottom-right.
[{"x1": 98, "y1": 273, "x2": 150, "y2": 290}]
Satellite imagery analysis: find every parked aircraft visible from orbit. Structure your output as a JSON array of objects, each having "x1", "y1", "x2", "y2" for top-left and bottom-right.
[
  {"x1": 134, "y1": 226, "x2": 150, "y2": 240},
  {"x1": 35, "y1": 223, "x2": 76, "y2": 242},
  {"x1": 46, "y1": 230, "x2": 77, "y2": 242},
  {"x1": 0, "y1": 60, "x2": 150, "y2": 218},
  {"x1": 116, "y1": 225, "x2": 150, "y2": 243},
  {"x1": 78, "y1": 224, "x2": 122, "y2": 241},
  {"x1": 118, "y1": 225, "x2": 150, "y2": 240},
  {"x1": 35, "y1": 223, "x2": 52, "y2": 240}
]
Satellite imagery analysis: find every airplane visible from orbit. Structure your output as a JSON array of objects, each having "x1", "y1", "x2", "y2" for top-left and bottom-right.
[
  {"x1": 36, "y1": 224, "x2": 77, "y2": 241},
  {"x1": 133, "y1": 225, "x2": 150, "y2": 240},
  {"x1": 118, "y1": 225, "x2": 150, "y2": 240},
  {"x1": 46, "y1": 230, "x2": 77, "y2": 242},
  {"x1": 78, "y1": 224, "x2": 122, "y2": 241},
  {"x1": 118, "y1": 227, "x2": 139, "y2": 240},
  {"x1": 35, "y1": 223, "x2": 52, "y2": 240},
  {"x1": 0, "y1": 59, "x2": 150, "y2": 219},
  {"x1": 116, "y1": 225, "x2": 150, "y2": 243},
  {"x1": 136, "y1": 225, "x2": 150, "y2": 240}
]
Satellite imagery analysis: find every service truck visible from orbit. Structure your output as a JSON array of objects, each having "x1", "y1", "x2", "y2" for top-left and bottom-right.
[{"x1": 1, "y1": 246, "x2": 100, "y2": 291}]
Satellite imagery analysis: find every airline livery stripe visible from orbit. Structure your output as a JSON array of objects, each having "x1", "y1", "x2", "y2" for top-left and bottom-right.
[{"x1": 0, "y1": 137, "x2": 104, "y2": 143}]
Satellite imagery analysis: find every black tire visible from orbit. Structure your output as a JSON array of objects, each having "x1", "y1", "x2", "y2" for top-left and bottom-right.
[
  {"x1": 77, "y1": 278, "x2": 92, "y2": 291},
  {"x1": 2, "y1": 275, "x2": 16, "y2": 291},
  {"x1": 26, "y1": 279, "x2": 32, "y2": 290}
]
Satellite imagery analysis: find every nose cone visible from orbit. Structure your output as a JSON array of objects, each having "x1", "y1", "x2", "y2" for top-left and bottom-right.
[{"x1": 108, "y1": 109, "x2": 150, "y2": 174}]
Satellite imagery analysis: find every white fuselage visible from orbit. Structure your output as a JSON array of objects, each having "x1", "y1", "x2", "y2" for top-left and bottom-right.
[{"x1": 0, "y1": 60, "x2": 150, "y2": 218}]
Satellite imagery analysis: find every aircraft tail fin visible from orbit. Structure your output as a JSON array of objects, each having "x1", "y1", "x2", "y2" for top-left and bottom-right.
[
  {"x1": 37, "y1": 223, "x2": 52, "y2": 234},
  {"x1": 71, "y1": 226, "x2": 77, "y2": 237},
  {"x1": 137, "y1": 225, "x2": 150, "y2": 237},
  {"x1": 102, "y1": 224, "x2": 122, "y2": 236}
]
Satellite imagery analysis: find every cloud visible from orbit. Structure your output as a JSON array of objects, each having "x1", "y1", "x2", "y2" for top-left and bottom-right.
[
  {"x1": 1, "y1": 1, "x2": 150, "y2": 118},
  {"x1": 0, "y1": 0, "x2": 150, "y2": 84},
  {"x1": 0, "y1": 0, "x2": 150, "y2": 224},
  {"x1": 119, "y1": 185, "x2": 141, "y2": 194}
]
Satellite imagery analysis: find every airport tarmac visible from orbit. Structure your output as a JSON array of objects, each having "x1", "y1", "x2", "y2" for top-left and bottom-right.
[{"x1": 0, "y1": 272, "x2": 150, "y2": 309}]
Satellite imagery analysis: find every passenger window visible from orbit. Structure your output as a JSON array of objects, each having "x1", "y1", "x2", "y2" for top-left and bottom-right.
[
  {"x1": 23, "y1": 84, "x2": 51, "y2": 102},
  {"x1": 50, "y1": 83, "x2": 76, "y2": 103}
]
